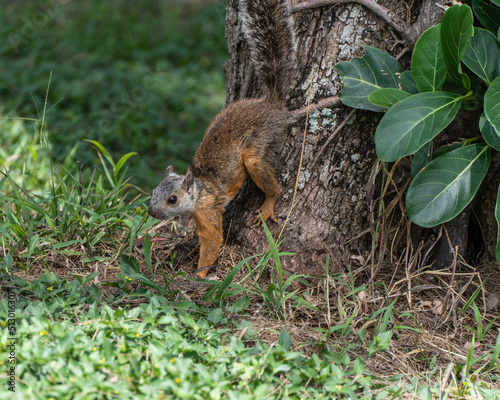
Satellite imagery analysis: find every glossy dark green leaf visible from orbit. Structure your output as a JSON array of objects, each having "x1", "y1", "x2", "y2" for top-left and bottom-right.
[
  {"x1": 440, "y1": 4, "x2": 474, "y2": 89},
  {"x1": 400, "y1": 71, "x2": 419, "y2": 94},
  {"x1": 491, "y1": 0, "x2": 500, "y2": 6},
  {"x1": 463, "y1": 28, "x2": 500, "y2": 85},
  {"x1": 484, "y1": 76, "x2": 500, "y2": 136},
  {"x1": 368, "y1": 88, "x2": 411, "y2": 109},
  {"x1": 433, "y1": 142, "x2": 465, "y2": 158},
  {"x1": 374, "y1": 92, "x2": 464, "y2": 162},
  {"x1": 406, "y1": 144, "x2": 490, "y2": 228},
  {"x1": 472, "y1": 0, "x2": 500, "y2": 35},
  {"x1": 480, "y1": 113, "x2": 500, "y2": 151},
  {"x1": 334, "y1": 45, "x2": 403, "y2": 112},
  {"x1": 411, "y1": 141, "x2": 433, "y2": 178},
  {"x1": 412, "y1": 24, "x2": 447, "y2": 92},
  {"x1": 495, "y1": 184, "x2": 500, "y2": 263},
  {"x1": 413, "y1": 142, "x2": 465, "y2": 177}
]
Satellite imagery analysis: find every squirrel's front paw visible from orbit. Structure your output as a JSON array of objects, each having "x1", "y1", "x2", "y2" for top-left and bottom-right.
[{"x1": 254, "y1": 208, "x2": 277, "y2": 225}]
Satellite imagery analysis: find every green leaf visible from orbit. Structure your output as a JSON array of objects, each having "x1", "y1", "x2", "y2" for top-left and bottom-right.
[
  {"x1": 433, "y1": 142, "x2": 465, "y2": 158},
  {"x1": 368, "y1": 88, "x2": 411, "y2": 108},
  {"x1": 411, "y1": 24, "x2": 447, "y2": 92},
  {"x1": 491, "y1": 0, "x2": 500, "y2": 6},
  {"x1": 2, "y1": 252, "x2": 13, "y2": 271},
  {"x1": 400, "y1": 71, "x2": 419, "y2": 94},
  {"x1": 179, "y1": 313, "x2": 195, "y2": 328},
  {"x1": 496, "y1": 184, "x2": 500, "y2": 264},
  {"x1": 353, "y1": 356, "x2": 365, "y2": 375},
  {"x1": 27, "y1": 234, "x2": 40, "y2": 258},
  {"x1": 490, "y1": 328, "x2": 500, "y2": 368},
  {"x1": 472, "y1": 0, "x2": 500, "y2": 35},
  {"x1": 80, "y1": 271, "x2": 99, "y2": 285},
  {"x1": 480, "y1": 113, "x2": 500, "y2": 151},
  {"x1": 207, "y1": 308, "x2": 223, "y2": 325},
  {"x1": 334, "y1": 45, "x2": 403, "y2": 112},
  {"x1": 368, "y1": 330, "x2": 392, "y2": 356},
  {"x1": 226, "y1": 294, "x2": 250, "y2": 313},
  {"x1": 484, "y1": 76, "x2": 500, "y2": 135},
  {"x1": 440, "y1": 4, "x2": 474, "y2": 89},
  {"x1": 406, "y1": 144, "x2": 490, "y2": 228},
  {"x1": 120, "y1": 254, "x2": 141, "y2": 274},
  {"x1": 278, "y1": 329, "x2": 292, "y2": 351},
  {"x1": 463, "y1": 28, "x2": 500, "y2": 85},
  {"x1": 89, "y1": 283, "x2": 102, "y2": 301},
  {"x1": 411, "y1": 141, "x2": 433, "y2": 178},
  {"x1": 374, "y1": 92, "x2": 464, "y2": 161}
]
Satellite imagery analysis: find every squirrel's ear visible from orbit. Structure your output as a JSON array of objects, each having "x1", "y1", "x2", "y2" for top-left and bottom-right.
[
  {"x1": 165, "y1": 165, "x2": 174, "y2": 176},
  {"x1": 183, "y1": 171, "x2": 195, "y2": 192}
]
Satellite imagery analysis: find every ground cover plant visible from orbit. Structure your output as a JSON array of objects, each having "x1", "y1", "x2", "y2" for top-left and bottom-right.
[
  {"x1": 1, "y1": 111, "x2": 499, "y2": 397},
  {"x1": 1, "y1": 1, "x2": 500, "y2": 399}
]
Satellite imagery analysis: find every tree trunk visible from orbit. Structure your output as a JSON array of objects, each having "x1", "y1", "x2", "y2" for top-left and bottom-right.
[{"x1": 222, "y1": 0, "x2": 497, "y2": 276}]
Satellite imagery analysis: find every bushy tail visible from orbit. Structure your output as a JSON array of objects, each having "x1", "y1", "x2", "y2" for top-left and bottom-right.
[{"x1": 240, "y1": 0, "x2": 296, "y2": 101}]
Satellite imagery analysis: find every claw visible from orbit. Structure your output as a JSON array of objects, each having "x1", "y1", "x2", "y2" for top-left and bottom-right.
[{"x1": 253, "y1": 209, "x2": 277, "y2": 225}]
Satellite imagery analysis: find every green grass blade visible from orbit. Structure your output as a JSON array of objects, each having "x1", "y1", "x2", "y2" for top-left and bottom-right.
[
  {"x1": 259, "y1": 215, "x2": 283, "y2": 293},
  {"x1": 84, "y1": 140, "x2": 115, "y2": 169},
  {"x1": 496, "y1": 183, "x2": 500, "y2": 263},
  {"x1": 115, "y1": 152, "x2": 137, "y2": 176},
  {"x1": 213, "y1": 258, "x2": 248, "y2": 301},
  {"x1": 489, "y1": 329, "x2": 500, "y2": 368}
]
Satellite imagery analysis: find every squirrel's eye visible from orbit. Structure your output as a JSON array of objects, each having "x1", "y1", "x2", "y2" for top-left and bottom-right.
[{"x1": 168, "y1": 195, "x2": 177, "y2": 205}]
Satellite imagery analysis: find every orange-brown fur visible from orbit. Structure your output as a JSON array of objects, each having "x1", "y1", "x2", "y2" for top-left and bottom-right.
[
  {"x1": 148, "y1": 0, "x2": 294, "y2": 278},
  {"x1": 189, "y1": 98, "x2": 287, "y2": 277}
]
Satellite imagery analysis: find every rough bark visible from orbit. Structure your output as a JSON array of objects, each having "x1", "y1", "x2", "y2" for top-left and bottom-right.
[{"x1": 222, "y1": 0, "x2": 498, "y2": 275}]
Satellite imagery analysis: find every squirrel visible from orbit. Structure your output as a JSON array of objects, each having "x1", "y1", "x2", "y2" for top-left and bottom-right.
[{"x1": 148, "y1": 0, "x2": 296, "y2": 278}]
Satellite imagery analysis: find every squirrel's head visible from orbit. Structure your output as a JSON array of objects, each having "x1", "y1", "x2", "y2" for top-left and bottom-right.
[{"x1": 148, "y1": 166, "x2": 196, "y2": 219}]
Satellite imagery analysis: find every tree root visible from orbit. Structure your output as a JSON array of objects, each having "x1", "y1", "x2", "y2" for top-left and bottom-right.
[{"x1": 291, "y1": 0, "x2": 413, "y2": 46}]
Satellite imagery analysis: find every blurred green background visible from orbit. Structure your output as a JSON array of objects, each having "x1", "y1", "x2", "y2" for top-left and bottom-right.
[{"x1": 0, "y1": 0, "x2": 227, "y2": 191}]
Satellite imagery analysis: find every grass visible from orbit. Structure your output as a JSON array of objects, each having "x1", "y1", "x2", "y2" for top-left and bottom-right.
[
  {"x1": 1, "y1": 118, "x2": 499, "y2": 398},
  {"x1": 1, "y1": 112, "x2": 499, "y2": 398},
  {"x1": 2, "y1": 151, "x2": 500, "y2": 400},
  {"x1": 1, "y1": 1, "x2": 500, "y2": 398},
  {"x1": 0, "y1": 0, "x2": 227, "y2": 190}
]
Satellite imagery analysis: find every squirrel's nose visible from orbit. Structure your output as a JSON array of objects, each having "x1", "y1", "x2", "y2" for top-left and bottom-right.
[{"x1": 148, "y1": 205, "x2": 158, "y2": 218}]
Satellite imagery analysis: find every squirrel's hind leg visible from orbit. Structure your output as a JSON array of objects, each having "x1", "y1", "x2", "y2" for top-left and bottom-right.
[{"x1": 243, "y1": 150, "x2": 278, "y2": 225}]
